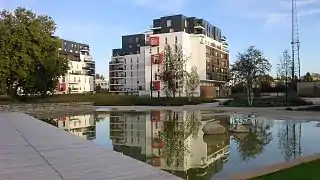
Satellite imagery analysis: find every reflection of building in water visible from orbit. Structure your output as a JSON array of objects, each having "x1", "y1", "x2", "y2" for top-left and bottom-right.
[
  {"x1": 109, "y1": 110, "x2": 230, "y2": 180},
  {"x1": 56, "y1": 114, "x2": 96, "y2": 140}
]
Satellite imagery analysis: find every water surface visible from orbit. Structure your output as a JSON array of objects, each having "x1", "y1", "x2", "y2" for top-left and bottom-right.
[{"x1": 41, "y1": 110, "x2": 320, "y2": 180}]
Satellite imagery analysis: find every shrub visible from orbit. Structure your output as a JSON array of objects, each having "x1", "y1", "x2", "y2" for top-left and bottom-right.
[{"x1": 0, "y1": 93, "x2": 217, "y2": 106}]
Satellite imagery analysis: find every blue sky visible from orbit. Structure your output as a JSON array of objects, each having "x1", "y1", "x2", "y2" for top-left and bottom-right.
[{"x1": 1, "y1": 0, "x2": 320, "y2": 77}]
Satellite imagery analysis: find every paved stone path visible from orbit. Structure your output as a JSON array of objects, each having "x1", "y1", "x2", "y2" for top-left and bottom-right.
[{"x1": 0, "y1": 112, "x2": 180, "y2": 180}]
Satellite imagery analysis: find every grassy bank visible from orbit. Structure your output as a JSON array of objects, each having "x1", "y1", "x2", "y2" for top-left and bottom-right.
[
  {"x1": 223, "y1": 96, "x2": 312, "y2": 107},
  {"x1": 253, "y1": 159, "x2": 320, "y2": 180},
  {"x1": 0, "y1": 93, "x2": 217, "y2": 106}
]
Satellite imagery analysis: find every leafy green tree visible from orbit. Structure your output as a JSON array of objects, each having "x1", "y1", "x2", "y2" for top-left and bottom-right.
[
  {"x1": 159, "y1": 111, "x2": 201, "y2": 167},
  {"x1": 185, "y1": 66, "x2": 200, "y2": 99},
  {"x1": 233, "y1": 118, "x2": 273, "y2": 162},
  {"x1": 277, "y1": 50, "x2": 292, "y2": 100},
  {"x1": 230, "y1": 46, "x2": 271, "y2": 106},
  {"x1": 0, "y1": 7, "x2": 68, "y2": 97},
  {"x1": 160, "y1": 44, "x2": 189, "y2": 97},
  {"x1": 302, "y1": 72, "x2": 313, "y2": 82}
]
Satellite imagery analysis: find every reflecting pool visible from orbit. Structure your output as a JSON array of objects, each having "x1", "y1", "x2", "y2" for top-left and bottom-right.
[{"x1": 41, "y1": 110, "x2": 320, "y2": 180}]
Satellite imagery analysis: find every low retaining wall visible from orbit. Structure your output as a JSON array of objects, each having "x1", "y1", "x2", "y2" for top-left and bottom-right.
[{"x1": 0, "y1": 102, "x2": 94, "y2": 117}]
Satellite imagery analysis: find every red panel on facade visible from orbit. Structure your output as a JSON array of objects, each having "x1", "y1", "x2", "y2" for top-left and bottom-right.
[
  {"x1": 151, "y1": 81, "x2": 161, "y2": 91},
  {"x1": 150, "y1": 37, "x2": 159, "y2": 46},
  {"x1": 61, "y1": 83, "x2": 66, "y2": 91},
  {"x1": 151, "y1": 111, "x2": 161, "y2": 122},
  {"x1": 57, "y1": 83, "x2": 60, "y2": 92},
  {"x1": 152, "y1": 138, "x2": 165, "y2": 149},
  {"x1": 151, "y1": 53, "x2": 164, "y2": 64}
]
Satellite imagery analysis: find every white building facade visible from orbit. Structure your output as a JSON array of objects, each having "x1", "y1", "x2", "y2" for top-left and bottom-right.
[
  {"x1": 57, "y1": 39, "x2": 95, "y2": 94},
  {"x1": 109, "y1": 15, "x2": 229, "y2": 98}
]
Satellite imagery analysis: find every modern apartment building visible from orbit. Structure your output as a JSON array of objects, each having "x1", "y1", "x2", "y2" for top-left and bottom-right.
[
  {"x1": 56, "y1": 39, "x2": 95, "y2": 94},
  {"x1": 109, "y1": 14, "x2": 229, "y2": 98}
]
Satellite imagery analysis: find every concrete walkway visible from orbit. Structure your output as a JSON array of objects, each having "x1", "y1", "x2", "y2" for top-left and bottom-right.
[{"x1": 0, "y1": 112, "x2": 180, "y2": 180}]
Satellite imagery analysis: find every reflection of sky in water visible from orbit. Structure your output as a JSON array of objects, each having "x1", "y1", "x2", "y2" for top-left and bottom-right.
[
  {"x1": 91, "y1": 117, "x2": 112, "y2": 149},
  {"x1": 214, "y1": 120, "x2": 320, "y2": 179}
]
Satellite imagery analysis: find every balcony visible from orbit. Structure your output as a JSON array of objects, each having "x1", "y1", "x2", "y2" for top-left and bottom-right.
[
  {"x1": 151, "y1": 81, "x2": 161, "y2": 91},
  {"x1": 109, "y1": 66, "x2": 124, "y2": 71},
  {"x1": 69, "y1": 71, "x2": 83, "y2": 75},
  {"x1": 110, "y1": 73, "x2": 125, "y2": 78},
  {"x1": 221, "y1": 36, "x2": 227, "y2": 41},
  {"x1": 151, "y1": 53, "x2": 164, "y2": 64},
  {"x1": 194, "y1": 20, "x2": 205, "y2": 30},
  {"x1": 149, "y1": 37, "x2": 160, "y2": 46},
  {"x1": 84, "y1": 56, "x2": 94, "y2": 63},
  {"x1": 82, "y1": 63, "x2": 95, "y2": 70},
  {"x1": 109, "y1": 59, "x2": 124, "y2": 64}
]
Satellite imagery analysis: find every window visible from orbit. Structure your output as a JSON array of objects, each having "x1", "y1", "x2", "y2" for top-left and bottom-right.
[
  {"x1": 137, "y1": 44, "x2": 140, "y2": 47},
  {"x1": 167, "y1": 19, "x2": 171, "y2": 27},
  {"x1": 129, "y1": 45, "x2": 132, "y2": 48},
  {"x1": 165, "y1": 37, "x2": 167, "y2": 44},
  {"x1": 136, "y1": 37, "x2": 139, "y2": 42},
  {"x1": 131, "y1": 72, "x2": 133, "y2": 77},
  {"x1": 137, "y1": 58, "x2": 139, "y2": 63},
  {"x1": 175, "y1": 36, "x2": 177, "y2": 43},
  {"x1": 169, "y1": 29, "x2": 174, "y2": 33},
  {"x1": 157, "y1": 47, "x2": 159, "y2": 54},
  {"x1": 131, "y1": 58, "x2": 132, "y2": 63},
  {"x1": 131, "y1": 65, "x2": 133, "y2": 70}
]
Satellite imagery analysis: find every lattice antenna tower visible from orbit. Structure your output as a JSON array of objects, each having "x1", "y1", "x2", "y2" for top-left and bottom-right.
[{"x1": 291, "y1": 0, "x2": 301, "y2": 83}]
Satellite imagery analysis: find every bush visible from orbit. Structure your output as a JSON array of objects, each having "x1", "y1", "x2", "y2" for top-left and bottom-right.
[{"x1": 0, "y1": 93, "x2": 217, "y2": 106}]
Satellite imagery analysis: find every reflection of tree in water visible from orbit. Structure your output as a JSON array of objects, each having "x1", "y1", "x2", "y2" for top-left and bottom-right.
[
  {"x1": 278, "y1": 121, "x2": 302, "y2": 161},
  {"x1": 159, "y1": 110, "x2": 202, "y2": 167},
  {"x1": 232, "y1": 117, "x2": 273, "y2": 162}
]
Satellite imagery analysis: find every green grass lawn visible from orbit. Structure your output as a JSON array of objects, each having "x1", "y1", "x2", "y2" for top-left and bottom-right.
[
  {"x1": 0, "y1": 93, "x2": 217, "y2": 106},
  {"x1": 253, "y1": 159, "x2": 320, "y2": 180}
]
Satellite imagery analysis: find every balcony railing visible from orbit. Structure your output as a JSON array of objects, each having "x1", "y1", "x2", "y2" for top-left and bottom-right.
[
  {"x1": 194, "y1": 20, "x2": 205, "y2": 29},
  {"x1": 110, "y1": 67, "x2": 124, "y2": 71}
]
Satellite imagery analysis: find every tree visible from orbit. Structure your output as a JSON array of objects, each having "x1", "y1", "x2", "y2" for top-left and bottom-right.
[
  {"x1": 159, "y1": 111, "x2": 201, "y2": 167},
  {"x1": 0, "y1": 7, "x2": 68, "y2": 97},
  {"x1": 232, "y1": 117, "x2": 273, "y2": 162},
  {"x1": 185, "y1": 66, "x2": 200, "y2": 99},
  {"x1": 277, "y1": 50, "x2": 292, "y2": 100},
  {"x1": 160, "y1": 44, "x2": 188, "y2": 97},
  {"x1": 230, "y1": 46, "x2": 271, "y2": 106},
  {"x1": 302, "y1": 72, "x2": 313, "y2": 82},
  {"x1": 259, "y1": 75, "x2": 274, "y2": 93},
  {"x1": 95, "y1": 73, "x2": 105, "y2": 80}
]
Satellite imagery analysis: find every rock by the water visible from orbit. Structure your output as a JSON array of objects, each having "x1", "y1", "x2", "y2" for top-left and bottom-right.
[
  {"x1": 229, "y1": 125, "x2": 250, "y2": 133},
  {"x1": 203, "y1": 122, "x2": 226, "y2": 135}
]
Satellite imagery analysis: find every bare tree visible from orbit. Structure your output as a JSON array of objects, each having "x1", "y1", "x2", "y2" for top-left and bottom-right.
[
  {"x1": 230, "y1": 46, "x2": 271, "y2": 106},
  {"x1": 277, "y1": 50, "x2": 292, "y2": 100},
  {"x1": 185, "y1": 66, "x2": 200, "y2": 100},
  {"x1": 160, "y1": 44, "x2": 189, "y2": 97}
]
